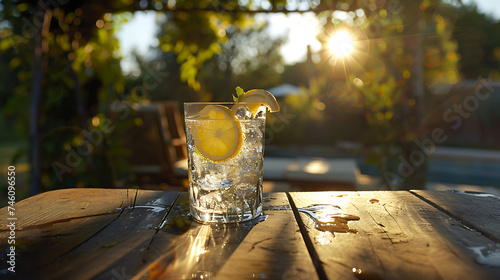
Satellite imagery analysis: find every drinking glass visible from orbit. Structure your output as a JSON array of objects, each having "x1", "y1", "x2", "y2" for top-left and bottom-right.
[{"x1": 184, "y1": 102, "x2": 266, "y2": 223}]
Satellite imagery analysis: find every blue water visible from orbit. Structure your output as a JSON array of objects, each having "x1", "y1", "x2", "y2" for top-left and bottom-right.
[
  {"x1": 427, "y1": 159, "x2": 500, "y2": 187},
  {"x1": 266, "y1": 148, "x2": 500, "y2": 188},
  {"x1": 356, "y1": 158, "x2": 500, "y2": 188}
]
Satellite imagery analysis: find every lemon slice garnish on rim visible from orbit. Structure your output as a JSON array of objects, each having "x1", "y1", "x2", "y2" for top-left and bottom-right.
[
  {"x1": 193, "y1": 105, "x2": 243, "y2": 162},
  {"x1": 238, "y1": 89, "x2": 280, "y2": 116}
]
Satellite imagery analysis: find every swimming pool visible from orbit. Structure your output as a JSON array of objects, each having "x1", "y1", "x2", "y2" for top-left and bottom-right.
[{"x1": 356, "y1": 158, "x2": 500, "y2": 188}]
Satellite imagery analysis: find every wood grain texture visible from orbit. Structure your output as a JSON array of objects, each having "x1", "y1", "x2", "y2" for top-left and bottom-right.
[
  {"x1": 0, "y1": 188, "x2": 137, "y2": 277},
  {"x1": 0, "y1": 188, "x2": 136, "y2": 230},
  {"x1": 2, "y1": 189, "x2": 499, "y2": 280},
  {"x1": 132, "y1": 192, "x2": 318, "y2": 280},
  {"x1": 289, "y1": 191, "x2": 500, "y2": 280},
  {"x1": 411, "y1": 190, "x2": 500, "y2": 243},
  {"x1": 40, "y1": 190, "x2": 178, "y2": 280},
  {"x1": 217, "y1": 193, "x2": 318, "y2": 280}
]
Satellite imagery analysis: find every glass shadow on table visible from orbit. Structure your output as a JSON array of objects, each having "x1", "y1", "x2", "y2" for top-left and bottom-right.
[{"x1": 144, "y1": 194, "x2": 268, "y2": 279}]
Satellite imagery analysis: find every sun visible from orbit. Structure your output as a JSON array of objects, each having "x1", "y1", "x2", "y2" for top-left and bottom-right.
[{"x1": 328, "y1": 30, "x2": 355, "y2": 58}]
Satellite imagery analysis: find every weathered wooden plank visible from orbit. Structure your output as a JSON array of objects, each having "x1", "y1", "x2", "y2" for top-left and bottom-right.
[
  {"x1": 5, "y1": 189, "x2": 498, "y2": 279},
  {"x1": 129, "y1": 192, "x2": 318, "y2": 280},
  {"x1": 110, "y1": 192, "x2": 241, "y2": 279},
  {"x1": 0, "y1": 188, "x2": 136, "y2": 230},
  {"x1": 411, "y1": 190, "x2": 500, "y2": 243},
  {"x1": 217, "y1": 193, "x2": 318, "y2": 280},
  {"x1": 289, "y1": 191, "x2": 500, "y2": 280},
  {"x1": 38, "y1": 190, "x2": 178, "y2": 280},
  {"x1": 0, "y1": 188, "x2": 137, "y2": 278}
]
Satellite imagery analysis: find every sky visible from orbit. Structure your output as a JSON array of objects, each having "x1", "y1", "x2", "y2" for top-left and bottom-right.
[
  {"x1": 462, "y1": 0, "x2": 500, "y2": 19},
  {"x1": 116, "y1": 0, "x2": 500, "y2": 74},
  {"x1": 116, "y1": 11, "x2": 321, "y2": 73},
  {"x1": 116, "y1": 11, "x2": 158, "y2": 74},
  {"x1": 261, "y1": 12, "x2": 322, "y2": 64}
]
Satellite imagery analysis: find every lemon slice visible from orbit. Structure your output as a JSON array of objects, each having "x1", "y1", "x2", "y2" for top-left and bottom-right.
[
  {"x1": 239, "y1": 89, "x2": 280, "y2": 116},
  {"x1": 193, "y1": 105, "x2": 242, "y2": 162}
]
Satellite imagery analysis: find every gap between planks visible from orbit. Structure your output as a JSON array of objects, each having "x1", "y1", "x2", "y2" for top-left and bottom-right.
[
  {"x1": 143, "y1": 191, "x2": 181, "y2": 253},
  {"x1": 409, "y1": 190, "x2": 500, "y2": 244},
  {"x1": 286, "y1": 192, "x2": 329, "y2": 280}
]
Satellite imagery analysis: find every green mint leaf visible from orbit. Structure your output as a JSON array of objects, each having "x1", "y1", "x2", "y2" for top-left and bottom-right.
[{"x1": 235, "y1": 86, "x2": 245, "y2": 102}]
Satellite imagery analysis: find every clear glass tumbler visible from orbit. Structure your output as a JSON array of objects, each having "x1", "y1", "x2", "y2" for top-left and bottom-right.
[{"x1": 184, "y1": 102, "x2": 266, "y2": 223}]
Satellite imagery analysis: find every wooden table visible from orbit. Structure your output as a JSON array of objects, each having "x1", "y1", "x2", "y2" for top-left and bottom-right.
[{"x1": 1, "y1": 189, "x2": 500, "y2": 279}]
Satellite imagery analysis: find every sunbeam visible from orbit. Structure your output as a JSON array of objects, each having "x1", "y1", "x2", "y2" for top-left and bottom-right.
[{"x1": 328, "y1": 30, "x2": 355, "y2": 57}]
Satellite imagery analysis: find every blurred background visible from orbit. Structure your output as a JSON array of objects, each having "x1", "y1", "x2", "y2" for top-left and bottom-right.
[{"x1": 1, "y1": 0, "x2": 500, "y2": 206}]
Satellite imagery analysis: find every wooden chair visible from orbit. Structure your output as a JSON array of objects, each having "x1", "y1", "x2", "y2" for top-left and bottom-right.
[
  {"x1": 158, "y1": 100, "x2": 187, "y2": 161},
  {"x1": 118, "y1": 101, "x2": 187, "y2": 187}
]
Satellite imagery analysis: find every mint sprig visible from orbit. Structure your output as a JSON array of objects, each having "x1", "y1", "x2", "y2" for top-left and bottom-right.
[{"x1": 233, "y1": 86, "x2": 245, "y2": 102}]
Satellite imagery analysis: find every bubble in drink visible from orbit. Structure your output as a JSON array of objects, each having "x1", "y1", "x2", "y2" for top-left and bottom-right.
[
  {"x1": 185, "y1": 103, "x2": 266, "y2": 223},
  {"x1": 184, "y1": 89, "x2": 279, "y2": 223}
]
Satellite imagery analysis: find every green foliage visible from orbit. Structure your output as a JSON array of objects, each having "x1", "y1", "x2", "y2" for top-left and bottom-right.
[
  {"x1": 1, "y1": 0, "x2": 496, "y2": 194},
  {"x1": 453, "y1": 3, "x2": 500, "y2": 79},
  {"x1": 0, "y1": 1, "x2": 131, "y2": 191},
  {"x1": 353, "y1": 77, "x2": 411, "y2": 169},
  {"x1": 272, "y1": 0, "x2": 461, "y2": 188},
  {"x1": 233, "y1": 86, "x2": 245, "y2": 102},
  {"x1": 158, "y1": 9, "x2": 239, "y2": 90}
]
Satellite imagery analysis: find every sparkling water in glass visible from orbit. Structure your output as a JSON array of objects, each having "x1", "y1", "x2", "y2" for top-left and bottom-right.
[{"x1": 184, "y1": 102, "x2": 266, "y2": 223}]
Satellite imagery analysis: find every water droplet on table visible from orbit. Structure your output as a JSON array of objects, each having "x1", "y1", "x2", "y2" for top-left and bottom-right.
[
  {"x1": 352, "y1": 267, "x2": 383, "y2": 280},
  {"x1": 298, "y1": 204, "x2": 360, "y2": 236},
  {"x1": 467, "y1": 245, "x2": 500, "y2": 268}
]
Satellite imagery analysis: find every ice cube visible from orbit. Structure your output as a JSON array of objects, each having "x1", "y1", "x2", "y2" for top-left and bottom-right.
[
  {"x1": 199, "y1": 174, "x2": 234, "y2": 190},
  {"x1": 220, "y1": 178, "x2": 234, "y2": 187},
  {"x1": 235, "y1": 106, "x2": 252, "y2": 119},
  {"x1": 254, "y1": 106, "x2": 266, "y2": 118},
  {"x1": 245, "y1": 127, "x2": 263, "y2": 143}
]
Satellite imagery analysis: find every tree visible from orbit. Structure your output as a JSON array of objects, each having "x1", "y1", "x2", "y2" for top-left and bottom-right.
[
  {"x1": 1, "y1": 0, "x2": 128, "y2": 193},
  {"x1": 286, "y1": 0, "x2": 461, "y2": 189},
  {"x1": 0, "y1": 0, "x2": 477, "y2": 195},
  {"x1": 453, "y1": 3, "x2": 500, "y2": 79},
  {"x1": 0, "y1": 0, "x2": 289, "y2": 194}
]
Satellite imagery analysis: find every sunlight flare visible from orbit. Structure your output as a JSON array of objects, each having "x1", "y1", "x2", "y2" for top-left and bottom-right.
[{"x1": 328, "y1": 30, "x2": 355, "y2": 57}]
